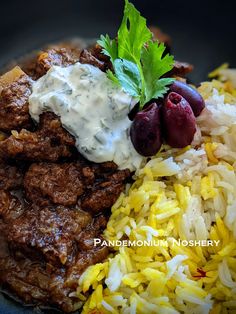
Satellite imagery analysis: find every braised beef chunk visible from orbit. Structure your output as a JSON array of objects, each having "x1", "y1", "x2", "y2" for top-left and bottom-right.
[
  {"x1": 76, "y1": 215, "x2": 107, "y2": 251},
  {"x1": 81, "y1": 181, "x2": 124, "y2": 213},
  {"x1": 18, "y1": 44, "x2": 81, "y2": 80},
  {"x1": 35, "y1": 47, "x2": 81, "y2": 78},
  {"x1": 0, "y1": 204, "x2": 108, "y2": 312},
  {"x1": 6, "y1": 206, "x2": 92, "y2": 265},
  {"x1": 0, "y1": 156, "x2": 130, "y2": 312},
  {"x1": 0, "y1": 163, "x2": 23, "y2": 190},
  {"x1": 0, "y1": 41, "x2": 131, "y2": 311},
  {"x1": 0, "y1": 74, "x2": 32, "y2": 132},
  {"x1": 169, "y1": 61, "x2": 194, "y2": 77},
  {"x1": 64, "y1": 245, "x2": 108, "y2": 289},
  {"x1": 23, "y1": 159, "x2": 130, "y2": 209},
  {"x1": 81, "y1": 169, "x2": 130, "y2": 213},
  {"x1": 48, "y1": 247, "x2": 109, "y2": 312},
  {"x1": 79, "y1": 49, "x2": 106, "y2": 71},
  {"x1": 24, "y1": 162, "x2": 84, "y2": 206},
  {"x1": 0, "y1": 112, "x2": 75, "y2": 161},
  {"x1": 0, "y1": 191, "x2": 23, "y2": 222},
  {"x1": 0, "y1": 255, "x2": 52, "y2": 304},
  {"x1": 85, "y1": 43, "x2": 113, "y2": 71},
  {"x1": 92, "y1": 161, "x2": 118, "y2": 176},
  {"x1": 149, "y1": 26, "x2": 171, "y2": 50},
  {"x1": 0, "y1": 244, "x2": 108, "y2": 312}
]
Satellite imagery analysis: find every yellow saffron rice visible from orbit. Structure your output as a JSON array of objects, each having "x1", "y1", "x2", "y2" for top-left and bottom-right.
[{"x1": 76, "y1": 76, "x2": 236, "y2": 314}]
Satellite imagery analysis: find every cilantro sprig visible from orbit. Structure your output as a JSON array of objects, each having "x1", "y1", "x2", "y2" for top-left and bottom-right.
[{"x1": 98, "y1": 0, "x2": 175, "y2": 108}]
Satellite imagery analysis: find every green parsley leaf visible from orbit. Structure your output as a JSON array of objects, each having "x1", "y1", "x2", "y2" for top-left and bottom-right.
[
  {"x1": 97, "y1": 0, "x2": 175, "y2": 108},
  {"x1": 117, "y1": 0, "x2": 152, "y2": 65},
  {"x1": 141, "y1": 41, "x2": 175, "y2": 103},
  {"x1": 113, "y1": 59, "x2": 141, "y2": 97},
  {"x1": 106, "y1": 69, "x2": 120, "y2": 84},
  {"x1": 147, "y1": 77, "x2": 175, "y2": 100},
  {"x1": 97, "y1": 34, "x2": 118, "y2": 63}
]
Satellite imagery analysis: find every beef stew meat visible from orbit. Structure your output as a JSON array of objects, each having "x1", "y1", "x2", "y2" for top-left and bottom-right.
[
  {"x1": 79, "y1": 49, "x2": 107, "y2": 71},
  {"x1": 0, "y1": 112, "x2": 76, "y2": 162},
  {"x1": 0, "y1": 64, "x2": 131, "y2": 312},
  {"x1": 169, "y1": 61, "x2": 194, "y2": 78},
  {"x1": 0, "y1": 157, "x2": 130, "y2": 312},
  {"x1": 0, "y1": 163, "x2": 23, "y2": 190},
  {"x1": 23, "y1": 161, "x2": 130, "y2": 208},
  {"x1": 0, "y1": 190, "x2": 24, "y2": 222},
  {"x1": 0, "y1": 73, "x2": 33, "y2": 133},
  {"x1": 80, "y1": 169, "x2": 131, "y2": 214},
  {"x1": 35, "y1": 47, "x2": 81, "y2": 78},
  {"x1": 149, "y1": 26, "x2": 172, "y2": 51},
  {"x1": 6, "y1": 205, "x2": 93, "y2": 265},
  {"x1": 0, "y1": 190, "x2": 109, "y2": 313},
  {"x1": 21, "y1": 46, "x2": 81, "y2": 80},
  {"x1": 24, "y1": 162, "x2": 85, "y2": 206}
]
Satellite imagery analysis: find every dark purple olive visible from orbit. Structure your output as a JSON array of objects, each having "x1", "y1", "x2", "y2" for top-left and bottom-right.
[
  {"x1": 128, "y1": 99, "x2": 163, "y2": 121},
  {"x1": 162, "y1": 92, "x2": 196, "y2": 148},
  {"x1": 170, "y1": 80, "x2": 205, "y2": 117},
  {"x1": 130, "y1": 103, "x2": 163, "y2": 157},
  {"x1": 128, "y1": 102, "x2": 140, "y2": 121}
]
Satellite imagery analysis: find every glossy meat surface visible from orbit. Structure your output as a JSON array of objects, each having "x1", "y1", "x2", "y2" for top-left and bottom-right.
[
  {"x1": 0, "y1": 163, "x2": 23, "y2": 190},
  {"x1": 0, "y1": 74, "x2": 32, "y2": 132},
  {"x1": 22, "y1": 46, "x2": 81, "y2": 80},
  {"x1": 79, "y1": 49, "x2": 106, "y2": 71},
  {"x1": 24, "y1": 162, "x2": 85, "y2": 206},
  {"x1": 170, "y1": 61, "x2": 194, "y2": 77},
  {"x1": 0, "y1": 41, "x2": 131, "y2": 312},
  {"x1": 0, "y1": 169, "x2": 123, "y2": 311},
  {"x1": 0, "y1": 150, "x2": 130, "y2": 312},
  {"x1": 6, "y1": 205, "x2": 92, "y2": 265},
  {"x1": 0, "y1": 112, "x2": 75, "y2": 162},
  {"x1": 81, "y1": 169, "x2": 130, "y2": 213}
]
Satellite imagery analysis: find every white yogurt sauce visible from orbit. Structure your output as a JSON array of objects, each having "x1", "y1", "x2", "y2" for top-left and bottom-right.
[{"x1": 29, "y1": 62, "x2": 143, "y2": 171}]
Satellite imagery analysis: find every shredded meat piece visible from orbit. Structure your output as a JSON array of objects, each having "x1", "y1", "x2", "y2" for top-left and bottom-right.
[
  {"x1": 0, "y1": 255, "x2": 52, "y2": 303},
  {"x1": 24, "y1": 160, "x2": 129, "y2": 209},
  {"x1": 86, "y1": 43, "x2": 113, "y2": 71},
  {"x1": 0, "y1": 197, "x2": 108, "y2": 312},
  {"x1": 92, "y1": 161, "x2": 118, "y2": 176},
  {"x1": 168, "y1": 61, "x2": 194, "y2": 77},
  {"x1": 0, "y1": 163, "x2": 23, "y2": 190},
  {"x1": 0, "y1": 74, "x2": 32, "y2": 132},
  {"x1": 76, "y1": 215, "x2": 107, "y2": 251},
  {"x1": 34, "y1": 47, "x2": 81, "y2": 79},
  {"x1": 81, "y1": 169, "x2": 130, "y2": 213},
  {"x1": 49, "y1": 246, "x2": 108, "y2": 312},
  {"x1": 0, "y1": 112, "x2": 75, "y2": 161},
  {"x1": 79, "y1": 49, "x2": 106, "y2": 71},
  {"x1": 90, "y1": 43, "x2": 111, "y2": 63},
  {"x1": 0, "y1": 190, "x2": 24, "y2": 222},
  {"x1": 0, "y1": 246, "x2": 108, "y2": 313},
  {"x1": 19, "y1": 44, "x2": 81, "y2": 80},
  {"x1": 64, "y1": 246, "x2": 108, "y2": 288},
  {"x1": 0, "y1": 41, "x2": 132, "y2": 311},
  {"x1": 149, "y1": 26, "x2": 172, "y2": 49},
  {"x1": 6, "y1": 205, "x2": 92, "y2": 265},
  {"x1": 24, "y1": 162, "x2": 85, "y2": 206}
]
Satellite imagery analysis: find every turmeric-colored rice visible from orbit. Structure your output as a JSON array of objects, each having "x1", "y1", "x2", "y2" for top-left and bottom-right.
[{"x1": 76, "y1": 74, "x2": 236, "y2": 314}]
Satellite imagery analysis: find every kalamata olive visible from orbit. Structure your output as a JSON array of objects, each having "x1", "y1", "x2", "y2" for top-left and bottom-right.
[
  {"x1": 130, "y1": 103, "x2": 163, "y2": 157},
  {"x1": 162, "y1": 92, "x2": 196, "y2": 148},
  {"x1": 128, "y1": 99, "x2": 163, "y2": 121},
  {"x1": 170, "y1": 80, "x2": 205, "y2": 117},
  {"x1": 128, "y1": 102, "x2": 140, "y2": 121}
]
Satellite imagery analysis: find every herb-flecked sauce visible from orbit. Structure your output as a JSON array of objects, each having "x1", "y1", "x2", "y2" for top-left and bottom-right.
[{"x1": 29, "y1": 62, "x2": 143, "y2": 171}]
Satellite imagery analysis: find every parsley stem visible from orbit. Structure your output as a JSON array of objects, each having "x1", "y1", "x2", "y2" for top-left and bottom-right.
[{"x1": 136, "y1": 62, "x2": 145, "y2": 107}]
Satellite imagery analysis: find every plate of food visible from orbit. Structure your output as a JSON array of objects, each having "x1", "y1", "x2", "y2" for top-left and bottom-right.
[{"x1": 0, "y1": 0, "x2": 236, "y2": 313}]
